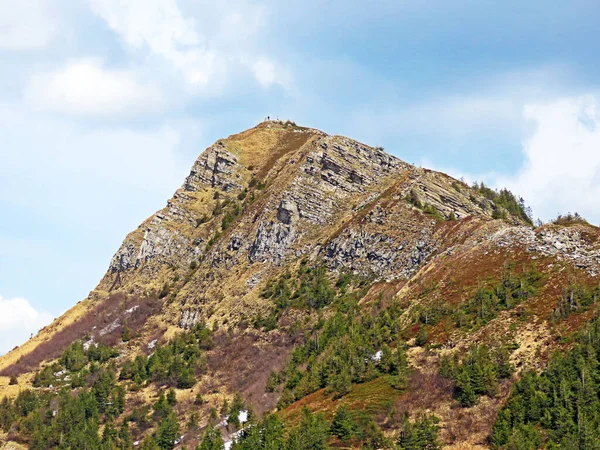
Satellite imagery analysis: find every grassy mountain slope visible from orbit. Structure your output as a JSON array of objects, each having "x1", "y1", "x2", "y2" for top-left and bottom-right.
[{"x1": 1, "y1": 121, "x2": 599, "y2": 449}]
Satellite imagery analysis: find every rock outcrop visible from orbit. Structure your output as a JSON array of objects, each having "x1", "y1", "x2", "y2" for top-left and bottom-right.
[
  {"x1": 95, "y1": 121, "x2": 543, "y2": 322},
  {"x1": 3, "y1": 120, "x2": 600, "y2": 450}
]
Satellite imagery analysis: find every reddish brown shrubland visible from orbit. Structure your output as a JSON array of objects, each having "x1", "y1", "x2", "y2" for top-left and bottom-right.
[
  {"x1": 0, "y1": 293, "x2": 162, "y2": 376},
  {"x1": 207, "y1": 329, "x2": 294, "y2": 414}
]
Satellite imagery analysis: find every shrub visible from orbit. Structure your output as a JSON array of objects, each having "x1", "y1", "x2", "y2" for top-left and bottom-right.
[
  {"x1": 415, "y1": 327, "x2": 429, "y2": 347},
  {"x1": 407, "y1": 189, "x2": 422, "y2": 208},
  {"x1": 551, "y1": 212, "x2": 588, "y2": 226},
  {"x1": 198, "y1": 425, "x2": 224, "y2": 450}
]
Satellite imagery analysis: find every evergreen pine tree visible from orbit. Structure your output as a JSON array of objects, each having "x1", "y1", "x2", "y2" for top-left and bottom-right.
[
  {"x1": 330, "y1": 405, "x2": 356, "y2": 441},
  {"x1": 157, "y1": 410, "x2": 180, "y2": 450},
  {"x1": 167, "y1": 388, "x2": 177, "y2": 406},
  {"x1": 197, "y1": 425, "x2": 224, "y2": 450},
  {"x1": 455, "y1": 370, "x2": 477, "y2": 407}
]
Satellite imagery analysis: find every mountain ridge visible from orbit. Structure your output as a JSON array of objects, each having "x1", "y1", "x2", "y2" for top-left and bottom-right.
[{"x1": 2, "y1": 120, "x2": 599, "y2": 449}]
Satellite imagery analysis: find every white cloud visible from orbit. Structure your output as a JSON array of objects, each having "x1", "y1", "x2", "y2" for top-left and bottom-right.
[
  {"x1": 25, "y1": 59, "x2": 164, "y2": 117},
  {"x1": 0, "y1": 296, "x2": 53, "y2": 355},
  {"x1": 88, "y1": 0, "x2": 287, "y2": 91},
  {"x1": 0, "y1": 104, "x2": 187, "y2": 188},
  {"x1": 252, "y1": 58, "x2": 276, "y2": 86},
  {"x1": 0, "y1": 0, "x2": 57, "y2": 51},
  {"x1": 417, "y1": 95, "x2": 600, "y2": 225},
  {"x1": 90, "y1": 0, "x2": 219, "y2": 87},
  {"x1": 498, "y1": 96, "x2": 600, "y2": 225},
  {"x1": 0, "y1": 102, "x2": 194, "y2": 228},
  {"x1": 252, "y1": 57, "x2": 288, "y2": 88},
  {"x1": 352, "y1": 94, "x2": 520, "y2": 140}
]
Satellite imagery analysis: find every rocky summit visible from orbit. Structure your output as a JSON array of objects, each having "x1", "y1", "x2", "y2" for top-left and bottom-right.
[{"x1": 1, "y1": 121, "x2": 600, "y2": 449}]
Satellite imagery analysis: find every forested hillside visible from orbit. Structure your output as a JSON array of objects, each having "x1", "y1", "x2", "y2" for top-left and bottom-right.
[{"x1": 1, "y1": 121, "x2": 599, "y2": 449}]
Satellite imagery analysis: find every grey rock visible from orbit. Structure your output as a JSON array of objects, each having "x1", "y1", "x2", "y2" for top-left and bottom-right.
[
  {"x1": 249, "y1": 221, "x2": 297, "y2": 263},
  {"x1": 183, "y1": 143, "x2": 242, "y2": 193},
  {"x1": 277, "y1": 199, "x2": 299, "y2": 225}
]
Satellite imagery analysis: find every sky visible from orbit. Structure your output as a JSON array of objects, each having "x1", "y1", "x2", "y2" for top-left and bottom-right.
[{"x1": 1, "y1": 0, "x2": 600, "y2": 354}]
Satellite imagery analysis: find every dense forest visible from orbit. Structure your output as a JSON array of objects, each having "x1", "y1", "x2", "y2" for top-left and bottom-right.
[
  {"x1": 0, "y1": 266, "x2": 443, "y2": 450},
  {"x1": 259, "y1": 264, "x2": 410, "y2": 407},
  {"x1": 491, "y1": 316, "x2": 600, "y2": 449},
  {"x1": 0, "y1": 323, "x2": 214, "y2": 449},
  {"x1": 2, "y1": 257, "x2": 600, "y2": 449}
]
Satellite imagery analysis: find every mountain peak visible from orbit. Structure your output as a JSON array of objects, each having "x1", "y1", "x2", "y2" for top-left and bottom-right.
[{"x1": 4, "y1": 122, "x2": 597, "y2": 449}]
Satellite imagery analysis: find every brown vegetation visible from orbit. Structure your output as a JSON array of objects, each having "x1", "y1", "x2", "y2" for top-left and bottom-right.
[{"x1": 0, "y1": 293, "x2": 162, "y2": 376}]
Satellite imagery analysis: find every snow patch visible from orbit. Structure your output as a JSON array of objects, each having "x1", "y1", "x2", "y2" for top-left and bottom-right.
[
  {"x1": 372, "y1": 350, "x2": 383, "y2": 361},
  {"x1": 125, "y1": 305, "x2": 139, "y2": 314},
  {"x1": 365, "y1": 350, "x2": 382, "y2": 363},
  {"x1": 98, "y1": 320, "x2": 120, "y2": 336},
  {"x1": 83, "y1": 339, "x2": 95, "y2": 350}
]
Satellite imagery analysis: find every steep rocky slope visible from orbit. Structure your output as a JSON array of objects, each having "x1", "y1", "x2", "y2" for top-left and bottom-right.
[{"x1": 1, "y1": 121, "x2": 599, "y2": 449}]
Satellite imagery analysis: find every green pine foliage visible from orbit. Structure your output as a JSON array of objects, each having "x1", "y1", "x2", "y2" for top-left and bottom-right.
[
  {"x1": 405, "y1": 189, "x2": 446, "y2": 221},
  {"x1": 421, "y1": 203, "x2": 445, "y2": 222},
  {"x1": 287, "y1": 407, "x2": 330, "y2": 450},
  {"x1": 157, "y1": 410, "x2": 180, "y2": 450},
  {"x1": 59, "y1": 341, "x2": 88, "y2": 371},
  {"x1": 491, "y1": 317, "x2": 600, "y2": 448},
  {"x1": 440, "y1": 344, "x2": 514, "y2": 407},
  {"x1": 397, "y1": 414, "x2": 441, "y2": 450},
  {"x1": 232, "y1": 413, "x2": 286, "y2": 450},
  {"x1": 0, "y1": 366, "x2": 128, "y2": 449},
  {"x1": 256, "y1": 265, "x2": 367, "y2": 331},
  {"x1": 221, "y1": 201, "x2": 242, "y2": 230},
  {"x1": 197, "y1": 425, "x2": 225, "y2": 450},
  {"x1": 552, "y1": 283, "x2": 600, "y2": 320},
  {"x1": 120, "y1": 322, "x2": 213, "y2": 389},
  {"x1": 330, "y1": 405, "x2": 356, "y2": 441},
  {"x1": 472, "y1": 182, "x2": 533, "y2": 225},
  {"x1": 259, "y1": 265, "x2": 338, "y2": 319},
  {"x1": 407, "y1": 189, "x2": 422, "y2": 209},
  {"x1": 460, "y1": 263, "x2": 541, "y2": 328},
  {"x1": 230, "y1": 404, "x2": 390, "y2": 449},
  {"x1": 273, "y1": 300, "x2": 409, "y2": 407},
  {"x1": 4, "y1": 324, "x2": 215, "y2": 449},
  {"x1": 260, "y1": 266, "x2": 409, "y2": 407},
  {"x1": 227, "y1": 393, "x2": 247, "y2": 430},
  {"x1": 416, "y1": 262, "x2": 542, "y2": 333},
  {"x1": 33, "y1": 340, "x2": 119, "y2": 388}
]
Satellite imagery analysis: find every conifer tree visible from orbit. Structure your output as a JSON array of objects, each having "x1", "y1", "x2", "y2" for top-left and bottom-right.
[
  {"x1": 157, "y1": 410, "x2": 180, "y2": 450},
  {"x1": 330, "y1": 405, "x2": 356, "y2": 441},
  {"x1": 197, "y1": 425, "x2": 224, "y2": 450}
]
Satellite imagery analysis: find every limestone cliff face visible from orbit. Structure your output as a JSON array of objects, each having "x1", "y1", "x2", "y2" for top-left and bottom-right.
[
  {"x1": 3, "y1": 120, "x2": 600, "y2": 449},
  {"x1": 92, "y1": 121, "x2": 533, "y2": 333},
  {"x1": 5, "y1": 120, "x2": 598, "y2": 361}
]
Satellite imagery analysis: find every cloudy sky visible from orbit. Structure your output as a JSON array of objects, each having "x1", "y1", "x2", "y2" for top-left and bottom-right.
[{"x1": 1, "y1": 0, "x2": 599, "y2": 354}]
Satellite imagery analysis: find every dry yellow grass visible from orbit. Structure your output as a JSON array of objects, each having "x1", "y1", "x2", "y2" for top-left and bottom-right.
[
  {"x1": 0, "y1": 436, "x2": 28, "y2": 450},
  {"x1": 0, "y1": 373, "x2": 32, "y2": 400},
  {"x1": 4, "y1": 120, "x2": 598, "y2": 449},
  {"x1": 444, "y1": 444, "x2": 489, "y2": 450},
  {"x1": 0, "y1": 299, "x2": 93, "y2": 373}
]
